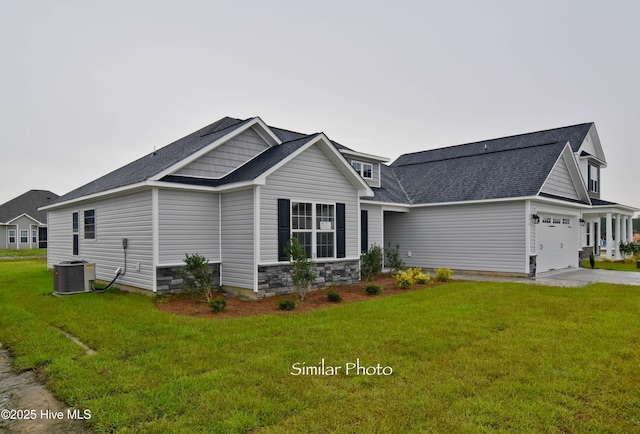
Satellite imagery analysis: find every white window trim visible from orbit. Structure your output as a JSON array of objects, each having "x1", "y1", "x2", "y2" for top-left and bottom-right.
[
  {"x1": 83, "y1": 208, "x2": 97, "y2": 241},
  {"x1": 351, "y1": 160, "x2": 373, "y2": 180},
  {"x1": 19, "y1": 229, "x2": 29, "y2": 244},
  {"x1": 291, "y1": 201, "x2": 336, "y2": 259},
  {"x1": 8, "y1": 229, "x2": 16, "y2": 244}
]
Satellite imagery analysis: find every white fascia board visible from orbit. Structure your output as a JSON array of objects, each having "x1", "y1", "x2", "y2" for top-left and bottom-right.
[
  {"x1": 339, "y1": 148, "x2": 390, "y2": 163},
  {"x1": 587, "y1": 203, "x2": 640, "y2": 214},
  {"x1": 255, "y1": 133, "x2": 374, "y2": 197},
  {"x1": 5, "y1": 213, "x2": 43, "y2": 225},
  {"x1": 151, "y1": 117, "x2": 282, "y2": 182},
  {"x1": 359, "y1": 200, "x2": 411, "y2": 212},
  {"x1": 40, "y1": 182, "x2": 151, "y2": 211}
]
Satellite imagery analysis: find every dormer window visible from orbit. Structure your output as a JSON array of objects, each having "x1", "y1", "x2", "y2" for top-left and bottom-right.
[
  {"x1": 351, "y1": 161, "x2": 372, "y2": 179},
  {"x1": 588, "y1": 163, "x2": 599, "y2": 193}
]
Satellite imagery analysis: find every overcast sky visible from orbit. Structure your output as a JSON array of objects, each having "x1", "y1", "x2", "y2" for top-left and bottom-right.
[{"x1": 1, "y1": 0, "x2": 639, "y2": 212}]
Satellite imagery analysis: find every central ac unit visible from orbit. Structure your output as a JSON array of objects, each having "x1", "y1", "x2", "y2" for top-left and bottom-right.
[{"x1": 53, "y1": 261, "x2": 95, "y2": 295}]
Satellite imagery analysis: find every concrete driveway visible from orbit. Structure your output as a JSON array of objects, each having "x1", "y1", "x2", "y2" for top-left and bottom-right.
[
  {"x1": 534, "y1": 268, "x2": 640, "y2": 287},
  {"x1": 454, "y1": 268, "x2": 640, "y2": 287}
]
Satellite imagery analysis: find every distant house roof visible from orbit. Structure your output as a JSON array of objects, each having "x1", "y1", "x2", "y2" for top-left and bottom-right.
[
  {"x1": 371, "y1": 123, "x2": 594, "y2": 205},
  {"x1": 0, "y1": 190, "x2": 59, "y2": 224}
]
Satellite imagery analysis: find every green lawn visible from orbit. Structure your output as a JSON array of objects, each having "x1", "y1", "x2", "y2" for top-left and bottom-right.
[
  {"x1": 582, "y1": 259, "x2": 640, "y2": 272},
  {"x1": 0, "y1": 248, "x2": 46, "y2": 257},
  {"x1": 1, "y1": 259, "x2": 639, "y2": 433}
]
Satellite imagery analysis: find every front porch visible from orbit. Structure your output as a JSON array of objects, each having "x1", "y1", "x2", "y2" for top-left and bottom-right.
[{"x1": 583, "y1": 200, "x2": 637, "y2": 260}]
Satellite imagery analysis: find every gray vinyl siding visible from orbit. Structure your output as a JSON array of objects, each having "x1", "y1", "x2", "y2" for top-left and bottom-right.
[
  {"x1": 221, "y1": 188, "x2": 255, "y2": 290},
  {"x1": 361, "y1": 203, "x2": 383, "y2": 250},
  {"x1": 47, "y1": 190, "x2": 154, "y2": 290},
  {"x1": 384, "y1": 201, "x2": 527, "y2": 274},
  {"x1": 158, "y1": 189, "x2": 220, "y2": 264},
  {"x1": 540, "y1": 156, "x2": 579, "y2": 200},
  {"x1": 260, "y1": 145, "x2": 360, "y2": 263},
  {"x1": 0, "y1": 226, "x2": 6, "y2": 249},
  {"x1": 175, "y1": 128, "x2": 269, "y2": 179},
  {"x1": 348, "y1": 157, "x2": 381, "y2": 188}
]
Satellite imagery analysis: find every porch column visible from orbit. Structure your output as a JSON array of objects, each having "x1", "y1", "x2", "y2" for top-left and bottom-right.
[
  {"x1": 621, "y1": 216, "x2": 628, "y2": 246},
  {"x1": 615, "y1": 214, "x2": 622, "y2": 259},
  {"x1": 606, "y1": 212, "x2": 613, "y2": 258},
  {"x1": 629, "y1": 216, "x2": 635, "y2": 243}
]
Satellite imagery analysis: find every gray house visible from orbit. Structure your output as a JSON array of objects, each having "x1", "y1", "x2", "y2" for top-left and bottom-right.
[
  {"x1": 1, "y1": 190, "x2": 59, "y2": 249},
  {"x1": 43, "y1": 117, "x2": 636, "y2": 296}
]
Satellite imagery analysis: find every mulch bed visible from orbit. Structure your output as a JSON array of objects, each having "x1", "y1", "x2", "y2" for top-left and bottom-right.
[{"x1": 155, "y1": 275, "x2": 443, "y2": 319}]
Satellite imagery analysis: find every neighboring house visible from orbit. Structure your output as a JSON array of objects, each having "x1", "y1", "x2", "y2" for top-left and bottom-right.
[
  {"x1": 42, "y1": 117, "x2": 636, "y2": 297},
  {"x1": 0, "y1": 190, "x2": 59, "y2": 249}
]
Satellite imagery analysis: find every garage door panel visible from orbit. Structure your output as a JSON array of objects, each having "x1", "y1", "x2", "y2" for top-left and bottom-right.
[{"x1": 537, "y1": 214, "x2": 576, "y2": 272}]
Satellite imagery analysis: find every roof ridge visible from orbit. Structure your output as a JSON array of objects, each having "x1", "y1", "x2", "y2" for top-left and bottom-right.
[
  {"x1": 395, "y1": 140, "x2": 564, "y2": 168},
  {"x1": 395, "y1": 122, "x2": 594, "y2": 161}
]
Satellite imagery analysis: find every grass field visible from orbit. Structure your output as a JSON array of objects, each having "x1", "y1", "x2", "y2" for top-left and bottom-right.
[
  {"x1": 0, "y1": 248, "x2": 46, "y2": 257},
  {"x1": 1, "y1": 259, "x2": 639, "y2": 433},
  {"x1": 582, "y1": 259, "x2": 640, "y2": 272}
]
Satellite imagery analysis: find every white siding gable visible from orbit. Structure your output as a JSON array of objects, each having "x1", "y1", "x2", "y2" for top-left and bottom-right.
[
  {"x1": 175, "y1": 128, "x2": 270, "y2": 179},
  {"x1": 260, "y1": 144, "x2": 361, "y2": 263},
  {"x1": 540, "y1": 154, "x2": 580, "y2": 201}
]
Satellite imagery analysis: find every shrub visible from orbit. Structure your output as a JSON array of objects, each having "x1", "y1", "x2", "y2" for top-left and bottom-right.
[
  {"x1": 361, "y1": 244, "x2": 383, "y2": 281},
  {"x1": 414, "y1": 271, "x2": 431, "y2": 285},
  {"x1": 286, "y1": 238, "x2": 317, "y2": 301},
  {"x1": 385, "y1": 243, "x2": 405, "y2": 275},
  {"x1": 365, "y1": 284, "x2": 383, "y2": 295},
  {"x1": 434, "y1": 268, "x2": 453, "y2": 282},
  {"x1": 177, "y1": 253, "x2": 218, "y2": 303},
  {"x1": 395, "y1": 270, "x2": 414, "y2": 289},
  {"x1": 277, "y1": 299, "x2": 296, "y2": 311},
  {"x1": 208, "y1": 297, "x2": 227, "y2": 314},
  {"x1": 327, "y1": 290, "x2": 342, "y2": 303}
]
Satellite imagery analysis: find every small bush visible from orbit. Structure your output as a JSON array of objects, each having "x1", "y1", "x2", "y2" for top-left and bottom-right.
[
  {"x1": 395, "y1": 270, "x2": 414, "y2": 289},
  {"x1": 385, "y1": 243, "x2": 405, "y2": 275},
  {"x1": 414, "y1": 272, "x2": 431, "y2": 285},
  {"x1": 327, "y1": 290, "x2": 342, "y2": 303},
  {"x1": 208, "y1": 297, "x2": 227, "y2": 314},
  {"x1": 434, "y1": 268, "x2": 453, "y2": 282},
  {"x1": 365, "y1": 284, "x2": 383, "y2": 295},
  {"x1": 361, "y1": 244, "x2": 383, "y2": 281},
  {"x1": 277, "y1": 299, "x2": 296, "y2": 311}
]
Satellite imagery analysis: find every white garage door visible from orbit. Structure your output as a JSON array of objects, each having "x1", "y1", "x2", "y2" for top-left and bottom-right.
[{"x1": 537, "y1": 215, "x2": 576, "y2": 272}]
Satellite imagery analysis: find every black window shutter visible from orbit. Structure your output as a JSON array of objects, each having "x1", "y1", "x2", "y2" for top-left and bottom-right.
[
  {"x1": 361, "y1": 209, "x2": 368, "y2": 253},
  {"x1": 278, "y1": 199, "x2": 291, "y2": 261},
  {"x1": 337, "y1": 203, "x2": 346, "y2": 258}
]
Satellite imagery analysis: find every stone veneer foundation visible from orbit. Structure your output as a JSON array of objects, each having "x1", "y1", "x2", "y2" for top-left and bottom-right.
[
  {"x1": 156, "y1": 263, "x2": 221, "y2": 295},
  {"x1": 257, "y1": 259, "x2": 360, "y2": 299}
]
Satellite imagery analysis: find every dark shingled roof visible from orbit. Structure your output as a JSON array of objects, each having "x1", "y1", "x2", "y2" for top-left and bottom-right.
[
  {"x1": 55, "y1": 117, "x2": 250, "y2": 203},
  {"x1": 52, "y1": 117, "x2": 595, "y2": 207},
  {"x1": 370, "y1": 123, "x2": 594, "y2": 205},
  {"x1": 0, "y1": 190, "x2": 59, "y2": 223}
]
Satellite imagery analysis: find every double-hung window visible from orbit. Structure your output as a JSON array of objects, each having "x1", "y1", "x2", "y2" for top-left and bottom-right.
[
  {"x1": 278, "y1": 199, "x2": 345, "y2": 261},
  {"x1": 84, "y1": 209, "x2": 96, "y2": 240},
  {"x1": 316, "y1": 204, "x2": 335, "y2": 258},
  {"x1": 291, "y1": 202, "x2": 313, "y2": 258},
  {"x1": 588, "y1": 164, "x2": 599, "y2": 193},
  {"x1": 20, "y1": 229, "x2": 29, "y2": 244},
  {"x1": 8, "y1": 229, "x2": 16, "y2": 244},
  {"x1": 72, "y1": 212, "x2": 79, "y2": 255},
  {"x1": 291, "y1": 202, "x2": 336, "y2": 259},
  {"x1": 351, "y1": 161, "x2": 372, "y2": 179}
]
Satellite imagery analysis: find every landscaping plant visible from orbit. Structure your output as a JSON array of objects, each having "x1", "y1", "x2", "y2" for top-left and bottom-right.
[
  {"x1": 208, "y1": 296, "x2": 227, "y2": 314},
  {"x1": 364, "y1": 284, "x2": 383, "y2": 295},
  {"x1": 277, "y1": 299, "x2": 296, "y2": 310},
  {"x1": 177, "y1": 253, "x2": 218, "y2": 303},
  {"x1": 360, "y1": 244, "x2": 383, "y2": 281},
  {"x1": 385, "y1": 243, "x2": 405, "y2": 275},
  {"x1": 286, "y1": 237, "x2": 317, "y2": 301},
  {"x1": 434, "y1": 267, "x2": 453, "y2": 282},
  {"x1": 327, "y1": 290, "x2": 343, "y2": 303}
]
